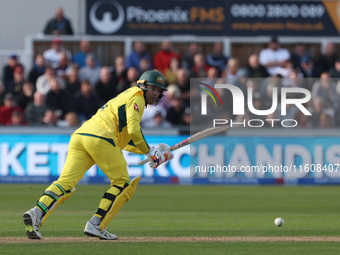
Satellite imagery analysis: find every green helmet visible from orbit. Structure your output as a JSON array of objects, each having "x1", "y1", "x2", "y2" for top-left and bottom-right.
[{"x1": 137, "y1": 70, "x2": 167, "y2": 91}]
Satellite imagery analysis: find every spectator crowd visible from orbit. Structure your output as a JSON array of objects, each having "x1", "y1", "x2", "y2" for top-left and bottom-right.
[{"x1": 1, "y1": 8, "x2": 340, "y2": 129}]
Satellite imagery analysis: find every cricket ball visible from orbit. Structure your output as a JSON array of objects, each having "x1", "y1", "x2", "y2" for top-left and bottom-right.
[{"x1": 274, "y1": 217, "x2": 284, "y2": 227}]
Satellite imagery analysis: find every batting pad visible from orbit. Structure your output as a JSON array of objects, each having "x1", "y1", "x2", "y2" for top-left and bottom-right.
[
  {"x1": 99, "y1": 176, "x2": 140, "y2": 231},
  {"x1": 41, "y1": 188, "x2": 76, "y2": 226}
]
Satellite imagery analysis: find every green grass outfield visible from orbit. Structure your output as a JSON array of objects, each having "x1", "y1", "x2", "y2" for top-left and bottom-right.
[{"x1": 1, "y1": 184, "x2": 340, "y2": 254}]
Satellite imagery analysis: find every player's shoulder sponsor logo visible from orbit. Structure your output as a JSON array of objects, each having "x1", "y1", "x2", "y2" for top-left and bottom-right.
[{"x1": 134, "y1": 103, "x2": 139, "y2": 112}]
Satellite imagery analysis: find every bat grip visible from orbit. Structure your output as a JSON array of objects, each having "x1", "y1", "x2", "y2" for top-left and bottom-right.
[
  {"x1": 138, "y1": 157, "x2": 150, "y2": 166},
  {"x1": 138, "y1": 150, "x2": 173, "y2": 166}
]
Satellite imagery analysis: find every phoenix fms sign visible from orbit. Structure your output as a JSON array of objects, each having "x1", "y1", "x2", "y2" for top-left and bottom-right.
[
  {"x1": 86, "y1": 0, "x2": 226, "y2": 35},
  {"x1": 200, "y1": 84, "x2": 312, "y2": 128},
  {"x1": 86, "y1": 0, "x2": 340, "y2": 36}
]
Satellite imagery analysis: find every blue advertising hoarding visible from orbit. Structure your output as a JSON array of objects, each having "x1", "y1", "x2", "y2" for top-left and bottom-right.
[
  {"x1": 0, "y1": 134, "x2": 189, "y2": 183},
  {"x1": 191, "y1": 136, "x2": 340, "y2": 179},
  {"x1": 1, "y1": 133, "x2": 340, "y2": 185}
]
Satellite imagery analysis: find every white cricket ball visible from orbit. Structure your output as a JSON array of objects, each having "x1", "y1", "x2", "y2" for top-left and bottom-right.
[{"x1": 274, "y1": 217, "x2": 284, "y2": 227}]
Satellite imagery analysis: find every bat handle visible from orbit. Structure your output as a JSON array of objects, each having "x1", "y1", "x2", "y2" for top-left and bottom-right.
[
  {"x1": 138, "y1": 157, "x2": 150, "y2": 166},
  {"x1": 138, "y1": 150, "x2": 172, "y2": 166}
]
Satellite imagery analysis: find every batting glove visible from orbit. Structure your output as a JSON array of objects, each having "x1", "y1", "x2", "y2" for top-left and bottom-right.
[
  {"x1": 158, "y1": 143, "x2": 174, "y2": 166},
  {"x1": 158, "y1": 143, "x2": 171, "y2": 152},
  {"x1": 146, "y1": 144, "x2": 174, "y2": 168}
]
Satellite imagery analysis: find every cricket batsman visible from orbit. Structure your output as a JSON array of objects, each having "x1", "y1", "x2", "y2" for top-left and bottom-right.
[{"x1": 23, "y1": 70, "x2": 174, "y2": 240}]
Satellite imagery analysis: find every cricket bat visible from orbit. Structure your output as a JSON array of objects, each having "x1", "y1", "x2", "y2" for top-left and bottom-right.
[{"x1": 138, "y1": 125, "x2": 229, "y2": 166}]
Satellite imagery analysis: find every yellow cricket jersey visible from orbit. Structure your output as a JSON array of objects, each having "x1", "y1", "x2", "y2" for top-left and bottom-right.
[{"x1": 74, "y1": 86, "x2": 150, "y2": 154}]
